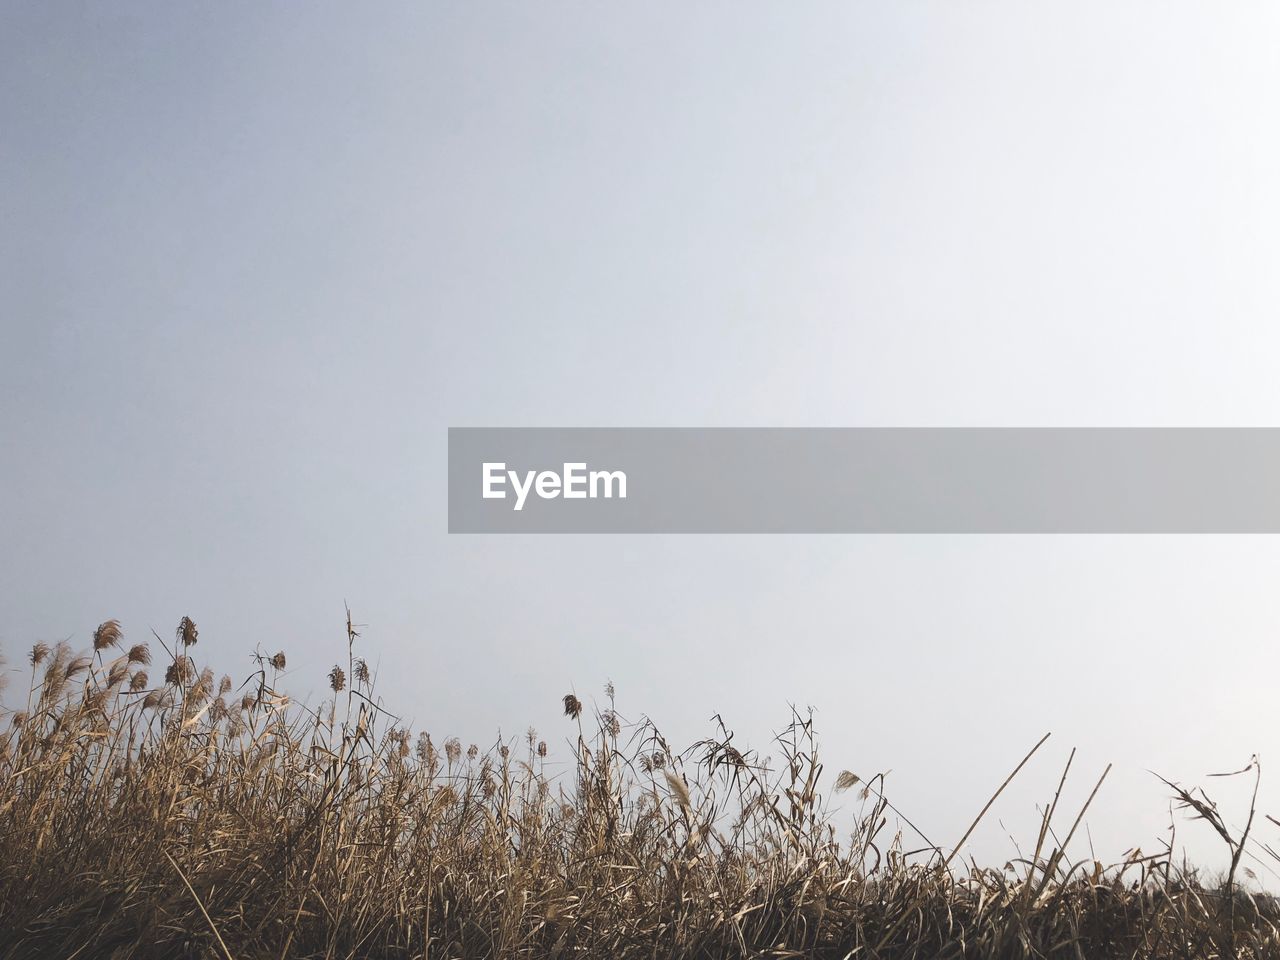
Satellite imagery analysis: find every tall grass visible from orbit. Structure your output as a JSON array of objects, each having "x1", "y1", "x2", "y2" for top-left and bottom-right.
[{"x1": 0, "y1": 614, "x2": 1276, "y2": 958}]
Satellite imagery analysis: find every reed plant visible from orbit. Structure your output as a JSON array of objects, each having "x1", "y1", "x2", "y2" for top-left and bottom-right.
[{"x1": 0, "y1": 614, "x2": 1276, "y2": 958}]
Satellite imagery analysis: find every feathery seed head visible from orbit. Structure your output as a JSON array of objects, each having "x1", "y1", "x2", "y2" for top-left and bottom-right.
[
  {"x1": 664, "y1": 771, "x2": 692, "y2": 811},
  {"x1": 190, "y1": 668, "x2": 215, "y2": 705},
  {"x1": 126, "y1": 643, "x2": 151, "y2": 665},
  {"x1": 329, "y1": 665, "x2": 346, "y2": 692},
  {"x1": 416, "y1": 732, "x2": 435, "y2": 765},
  {"x1": 107, "y1": 660, "x2": 129, "y2": 687},
  {"x1": 93, "y1": 619, "x2": 123, "y2": 651},
  {"x1": 164, "y1": 656, "x2": 195, "y2": 687},
  {"x1": 44, "y1": 641, "x2": 71, "y2": 681},
  {"x1": 834, "y1": 770, "x2": 861, "y2": 793},
  {"x1": 30, "y1": 642, "x2": 50, "y2": 666},
  {"x1": 177, "y1": 616, "x2": 198, "y2": 648},
  {"x1": 602, "y1": 710, "x2": 621, "y2": 738},
  {"x1": 563, "y1": 694, "x2": 583, "y2": 720},
  {"x1": 142, "y1": 689, "x2": 172, "y2": 711}
]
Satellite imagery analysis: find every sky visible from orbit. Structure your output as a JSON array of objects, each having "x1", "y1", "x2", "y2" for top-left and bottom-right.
[{"x1": 3, "y1": 2, "x2": 1280, "y2": 879}]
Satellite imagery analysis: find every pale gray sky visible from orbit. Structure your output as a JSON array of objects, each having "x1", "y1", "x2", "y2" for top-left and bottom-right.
[{"x1": 3, "y1": 2, "x2": 1280, "y2": 876}]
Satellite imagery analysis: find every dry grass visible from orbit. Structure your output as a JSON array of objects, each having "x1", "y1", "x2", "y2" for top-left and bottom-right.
[{"x1": 0, "y1": 614, "x2": 1277, "y2": 959}]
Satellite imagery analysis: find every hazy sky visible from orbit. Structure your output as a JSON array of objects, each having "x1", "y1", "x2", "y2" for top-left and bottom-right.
[{"x1": 4, "y1": 3, "x2": 1280, "y2": 877}]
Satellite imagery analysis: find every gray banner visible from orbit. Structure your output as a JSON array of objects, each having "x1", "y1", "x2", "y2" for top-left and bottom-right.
[{"x1": 448, "y1": 428, "x2": 1280, "y2": 533}]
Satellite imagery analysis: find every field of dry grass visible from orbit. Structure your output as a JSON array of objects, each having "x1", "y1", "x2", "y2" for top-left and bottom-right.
[{"x1": 0, "y1": 614, "x2": 1277, "y2": 959}]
